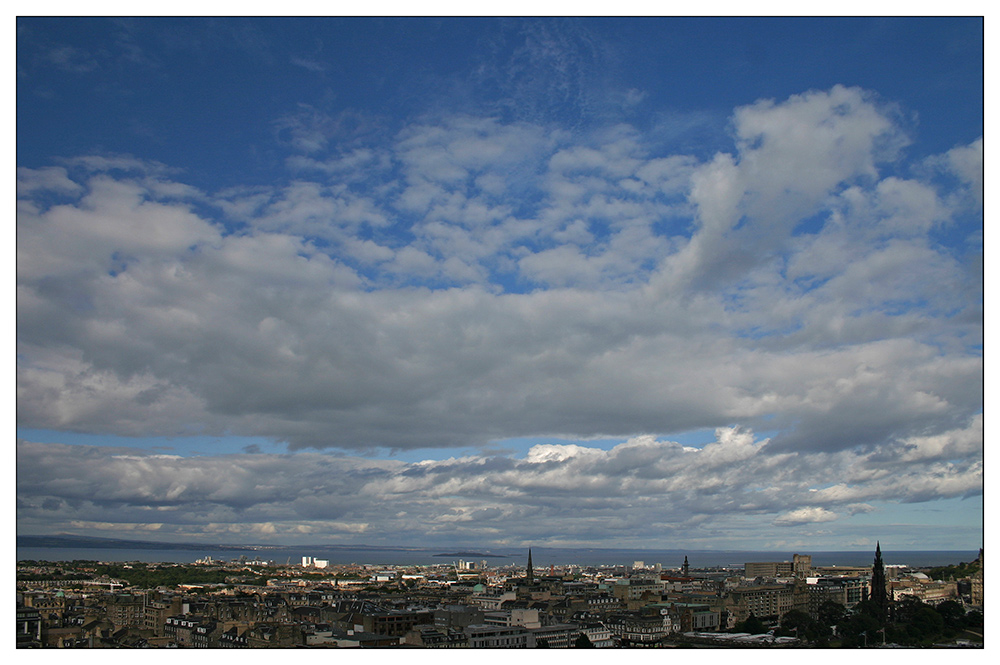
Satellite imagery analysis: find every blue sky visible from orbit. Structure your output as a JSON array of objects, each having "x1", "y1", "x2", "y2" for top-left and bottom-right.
[{"x1": 16, "y1": 17, "x2": 983, "y2": 551}]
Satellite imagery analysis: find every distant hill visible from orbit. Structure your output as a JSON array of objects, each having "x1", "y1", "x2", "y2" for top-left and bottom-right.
[
  {"x1": 16, "y1": 534, "x2": 507, "y2": 556},
  {"x1": 16, "y1": 534, "x2": 257, "y2": 551}
]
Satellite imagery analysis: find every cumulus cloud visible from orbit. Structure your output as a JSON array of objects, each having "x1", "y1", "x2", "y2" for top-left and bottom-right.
[
  {"x1": 669, "y1": 86, "x2": 911, "y2": 292},
  {"x1": 929, "y1": 137, "x2": 984, "y2": 209},
  {"x1": 774, "y1": 507, "x2": 839, "y2": 526},
  {"x1": 16, "y1": 86, "x2": 981, "y2": 465},
  {"x1": 17, "y1": 166, "x2": 83, "y2": 196}
]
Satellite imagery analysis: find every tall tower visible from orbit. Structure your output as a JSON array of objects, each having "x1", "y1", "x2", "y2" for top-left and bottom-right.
[
  {"x1": 527, "y1": 548, "x2": 534, "y2": 584},
  {"x1": 870, "y1": 542, "x2": 888, "y2": 624},
  {"x1": 793, "y1": 553, "x2": 812, "y2": 578},
  {"x1": 682, "y1": 556, "x2": 690, "y2": 576}
]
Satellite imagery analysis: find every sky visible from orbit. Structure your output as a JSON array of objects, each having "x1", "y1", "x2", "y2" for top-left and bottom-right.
[{"x1": 15, "y1": 16, "x2": 984, "y2": 552}]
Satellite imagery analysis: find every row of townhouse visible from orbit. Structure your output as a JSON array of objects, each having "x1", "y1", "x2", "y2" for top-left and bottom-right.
[{"x1": 20, "y1": 564, "x2": 892, "y2": 648}]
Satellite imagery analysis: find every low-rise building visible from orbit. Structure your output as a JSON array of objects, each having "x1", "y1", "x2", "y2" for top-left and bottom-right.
[
  {"x1": 106, "y1": 593, "x2": 146, "y2": 629},
  {"x1": 605, "y1": 612, "x2": 670, "y2": 646},
  {"x1": 578, "y1": 621, "x2": 613, "y2": 647},
  {"x1": 218, "y1": 625, "x2": 250, "y2": 648},
  {"x1": 744, "y1": 554, "x2": 811, "y2": 579},
  {"x1": 483, "y1": 607, "x2": 540, "y2": 629},
  {"x1": 803, "y1": 576, "x2": 868, "y2": 617},
  {"x1": 464, "y1": 624, "x2": 531, "y2": 648},
  {"x1": 164, "y1": 615, "x2": 206, "y2": 646},
  {"x1": 16, "y1": 608, "x2": 43, "y2": 648},
  {"x1": 890, "y1": 577, "x2": 959, "y2": 605},
  {"x1": 528, "y1": 623, "x2": 580, "y2": 648},
  {"x1": 245, "y1": 622, "x2": 305, "y2": 648},
  {"x1": 612, "y1": 578, "x2": 663, "y2": 601},
  {"x1": 726, "y1": 584, "x2": 794, "y2": 624},
  {"x1": 403, "y1": 625, "x2": 469, "y2": 648},
  {"x1": 190, "y1": 619, "x2": 218, "y2": 648},
  {"x1": 433, "y1": 605, "x2": 485, "y2": 628}
]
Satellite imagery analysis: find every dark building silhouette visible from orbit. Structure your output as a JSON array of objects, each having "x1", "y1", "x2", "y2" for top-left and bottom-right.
[
  {"x1": 682, "y1": 556, "x2": 690, "y2": 576},
  {"x1": 527, "y1": 548, "x2": 534, "y2": 584},
  {"x1": 870, "y1": 541, "x2": 888, "y2": 624}
]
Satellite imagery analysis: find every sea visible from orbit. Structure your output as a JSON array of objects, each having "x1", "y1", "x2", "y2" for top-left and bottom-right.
[{"x1": 14, "y1": 545, "x2": 980, "y2": 569}]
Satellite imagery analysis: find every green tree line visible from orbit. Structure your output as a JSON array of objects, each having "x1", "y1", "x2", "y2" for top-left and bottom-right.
[
  {"x1": 771, "y1": 599, "x2": 983, "y2": 647},
  {"x1": 926, "y1": 560, "x2": 981, "y2": 581},
  {"x1": 87, "y1": 563, "x2": 269, "y2": 588}
]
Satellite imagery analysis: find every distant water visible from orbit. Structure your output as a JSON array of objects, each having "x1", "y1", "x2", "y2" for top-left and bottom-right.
[{"x1": 15, "y1": 545, "x2": 979, "y2": 569}]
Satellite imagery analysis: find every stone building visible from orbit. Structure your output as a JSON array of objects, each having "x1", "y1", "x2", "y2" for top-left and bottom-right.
[
  {"x1": 725, "y1": 584, "x2": 794, "y2": 624},
  {"x1": 970, "y1": 548, "x2": 984, "y2": 608},
  {"x1": 744, "y1": 554, "x2": 812, "y2": 579}
]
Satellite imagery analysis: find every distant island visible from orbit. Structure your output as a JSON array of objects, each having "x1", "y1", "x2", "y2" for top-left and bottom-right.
[{"x1": 434, "y1": 552, "x2": 508, "y2": 558}]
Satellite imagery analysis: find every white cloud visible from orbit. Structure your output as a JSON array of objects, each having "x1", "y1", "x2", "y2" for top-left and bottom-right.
[
  {"x1": 17, "y1": 166, "x2": 83, "y2": 196},
  {"x1": 290, "y1": 56, "x2": 325, "y2": 72},
  {"x1": 871, "y1": 177, "x2": 950, "y2": 236},
  {"x1": 774, "y1": 507, "x2": 840, "y2": 526},
  {"x1": 894, "y1": 414, "x2": 983, "y2": 462},
  {"x1": 16, "y1": 87, "x2": 981, "y2": 466},
  {"x1": 17, "y1": 172, "x2": 221, "y2": 281},
  {"x1": 938, "y1": 137, "x2": 983, "y2": 208}
]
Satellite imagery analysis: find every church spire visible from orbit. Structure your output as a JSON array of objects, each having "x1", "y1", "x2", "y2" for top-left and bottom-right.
[{"x1": 527, "y1": 548, "x2": 534, "y2": 584}]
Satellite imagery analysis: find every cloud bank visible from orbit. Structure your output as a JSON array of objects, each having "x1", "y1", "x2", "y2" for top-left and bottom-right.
[
  {"x1": 17, "y1": 87, "x2": 982, "y2": 457},
  {"x1": 16, "y1": 417, "x2": 982, "y2": 548},
  {"x1": 16, "y1": 81, "x2": 982, "y2": 547}
]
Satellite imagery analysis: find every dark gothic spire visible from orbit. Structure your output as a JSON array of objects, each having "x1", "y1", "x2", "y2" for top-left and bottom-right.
[
  {"x1": 527, "y1": 548, "x2": 534, "y2": 584},
  {"x1": 870, "y1": 541, "x2": 888, "y2": 624}
]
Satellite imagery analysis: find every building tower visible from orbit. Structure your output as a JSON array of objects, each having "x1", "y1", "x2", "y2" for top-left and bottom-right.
[
  {"x1": 527, "y1": 548, "x2": 534, "y2": 584},
  {"x1": 682, "y1": 556, "x2": 690, "y2": 576},
  {"x1": 870, "y1": 542, "x2": 888, "y2": 624}
]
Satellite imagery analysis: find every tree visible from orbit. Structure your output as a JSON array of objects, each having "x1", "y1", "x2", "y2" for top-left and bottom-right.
[
  {"x1": 935, "y1": 600, "x2": 966, "y2": 633},
  {"x1": 735, "y1": 612, "x2": 766, "y2": 634},
  {"x1": 839, "y1": 610, "x2": 881, "y2": 647},
  {"x1": 779, "y1": 609, "x2": 818, "y2": 641},
  {"x1": 891, "y1": 596, "x2": 927, "y2": 627},
  {"x1": 965, "y1": 610, "x2": 983, "y2": 629},
  {"x1": 574, "y1": 633, "x2": 595, "y2": 648},
  {"x1": 852, "y1": 599, "x2": 883, "y2": 621},
  {"x1": 895, "y1": 602, "x2": 945, "y2": 645},
  {"x1": 817, "y1": 600, "x2": 847, "y2": 632},
  {"x1": 927, "y1": 560, "x2": 980, "y2": 581}
]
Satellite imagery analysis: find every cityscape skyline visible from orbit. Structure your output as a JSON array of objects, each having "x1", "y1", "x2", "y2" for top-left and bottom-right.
[
  {"x1": 16, "y1": 17, "x2": 983, "y2": 552},
  {"x1": 16, "y1": 542, "x2": 985, "y2": 648}
]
